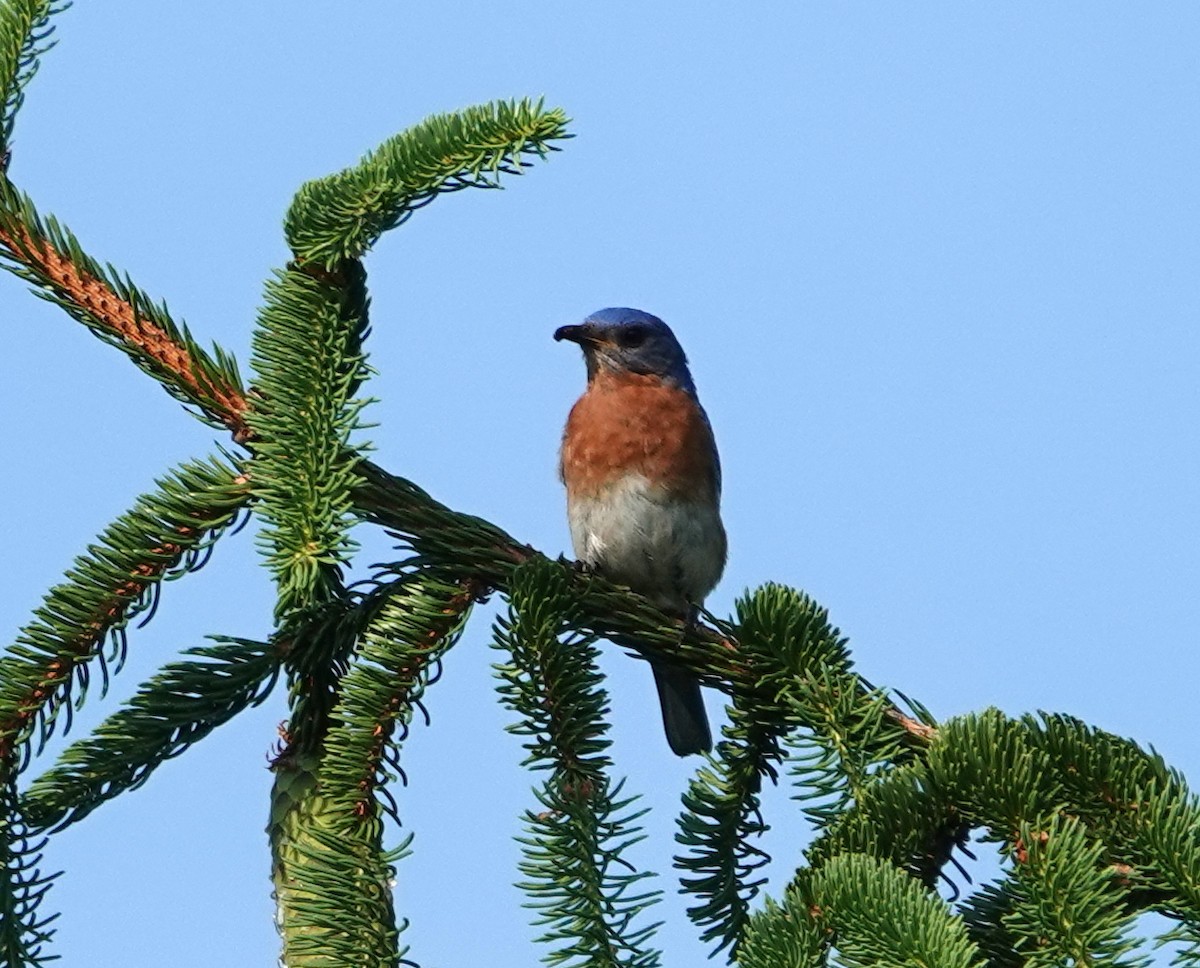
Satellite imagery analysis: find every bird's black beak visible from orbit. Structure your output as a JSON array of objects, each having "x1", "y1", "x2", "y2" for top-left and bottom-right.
[{"x1": 554, "y1": 324, "x2": 592, "y2": 345}]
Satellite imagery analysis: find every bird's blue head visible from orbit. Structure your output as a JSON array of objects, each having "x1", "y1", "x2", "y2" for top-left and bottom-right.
[{"x1": 554, "y1": 307, "x2": 695, "y2": 392}]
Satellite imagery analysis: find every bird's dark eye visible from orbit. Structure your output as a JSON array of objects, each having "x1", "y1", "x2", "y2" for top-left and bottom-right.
[{"x1": 618, "y1": 325, "x2": 649, "y2": 349}]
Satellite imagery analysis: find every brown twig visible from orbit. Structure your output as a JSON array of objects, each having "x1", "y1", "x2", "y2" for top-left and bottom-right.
[
  {"x1": 346, "y1": 578, "x2": 482, "y2": 816},
  {"x1": 0, "y1": 220, "x2": 250, "y2": 436},
  {"x1": 0, "y1": 531, "x2": 192, "y2": 762}
]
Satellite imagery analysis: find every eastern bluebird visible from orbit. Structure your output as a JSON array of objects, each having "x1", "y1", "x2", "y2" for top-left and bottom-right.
[{"x1": 555, "y1": 308, "x2": 727, "y2": 756}]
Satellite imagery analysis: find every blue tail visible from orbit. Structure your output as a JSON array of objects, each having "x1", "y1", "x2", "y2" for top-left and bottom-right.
[{"x1": 652, "y1": 664, "x2": 712, "y2": 756}]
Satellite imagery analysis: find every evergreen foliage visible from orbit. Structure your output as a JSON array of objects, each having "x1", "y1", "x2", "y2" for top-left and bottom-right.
[
  {"x1": 0, "y1": 182, "x2": 248, "y2": 430},
  {"x1": 20, "y1": 635, "x2": 280, "y2": 833},
  {"x1": 0, "y1": 0, "x2": 61, "y2": 150},
  {"x1": 285, "y1": 98, "x2": 569, "y2": 267},
  {"x1": 0, "y1": 6, "x2": 1194, "y2": 967},
  {"x1": 0, "y1": 455, "x2": 249, "y2": 769},
  {"x1": 0, "y1": 779, "x2": 55, "y2": 968},
  {"x1": 799, "y1": 852, "x2": 982, "y2": 968},
  {"x1": 268, "y1": 568, "x2": 473, "y2": 968},
  {"x1": 247, "y1": 258, "x2": 371, "y2": 619},
  {"x1": 494, "y1": 559, "x2": 662, "y2": 968},
  {"x1": 965, "y1": 816, "x2": 1146, "y2": 968}
]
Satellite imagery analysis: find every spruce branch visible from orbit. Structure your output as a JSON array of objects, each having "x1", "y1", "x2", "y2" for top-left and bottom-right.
[
  {"x1": 285, "y1": 99, "x2": 570, "y2": 267},
  {"x1": 1016, "y1": 711, "x2": 1200, "y2": 918},
  {"x1": 0, "y1": 455, "x2": 250, "y2": 769},
  {"x1": 735, "y1": 584, "x2": 916, "y2": 823},
  {"x1": 269, "y1": 747, "x2": 406, "y2": 968},
  {"x1": 263, "y1": 565, "x2": 419, "y2": 946},
  {"x1": 251, "y1": 99, "x2": 567, "y2": 620},
  {"x1": 0, "y1": 0, "x2": 67, "y2": 154},
  {"x1": 319, "y1": 569, "x2": 476, "y2": 820},
  {"x1": 803, "y1": 709, "x2": 1200, "y2": 960},
  {"x1": 269, "y1": 572, "x2": 475, "y2": 968},
  {"x1": 357, "y1": 465, "x2": 938, "y2": 759},
  {"x1": 0, "y1": 773, "x2": 57, "y2": 968},
  {"x1": 0, "y1": 183, "x2": 249, "y2": 433},
  {"x1": 805, "y1": 758, "x2": 966, "y2": 888},
  {"x1": 19, "y1": 636, "x2": 281, "y2": 834},
  {"x1": 1021, "y1": 712, "x2": 1181, "y2": 828},
  {"x1": 675, "y1": 718, "x2": 778, "y2": 959},
  {"x1": 266, "y1": 560, "x2": 466, "y2": 818},
  {"x1": 994, "y1": 816, "x2": 1145, "y2": 968},
  {"x1": 784, "y1": 669, "x2": 911, "y2": 828},
  {"x1": 247, "y1": 258, "x2": 371, "y2": 620},
  {"x1": 675, "y1": 585, "x2": 921, "y2": 959},
  {"x1": 262, "y1": 559, "x2": 475, "y2": 968},
  {"x1": 738, "y1": 886, "x2": 827, "y2": 968},
  {"x1": 928, "y1": 711, "x2": 1064, "y2": 834},
  {"x1": 494, "y1": 558, "x2": 662, "y2": 968},
  {"x1": 1127, "y1": 789, "x2": 1200, "y2": 961},
  {"x1": 805, "y1": 713, "x2": 1061, "y2": 894},
  {"x1": 805, "y1": 711, "x2": 1073, "y2": 892},
  {"x1": 801, "y1": 853, "x2": 983, "y2": 968}
]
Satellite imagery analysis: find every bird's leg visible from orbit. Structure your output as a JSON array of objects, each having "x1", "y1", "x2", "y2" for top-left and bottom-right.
[
  {"x1": 557, "y1": 553, "x2": 597, "y2": 576},
  {"x1": 667, "y1": 602, "x2": 701, "y2": 650}
]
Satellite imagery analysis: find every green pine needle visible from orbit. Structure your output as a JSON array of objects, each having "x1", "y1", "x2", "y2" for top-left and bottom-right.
[
  {"x1": 285, "y1": 98, "x2": 570, "y2": 267},
  {"x1": 20, "y1": 636, "x2": 281, "y2": 834},
  {"x1": 0, "y1": 455, "x2": 250, "y2": 770},
  {"x1": 494, "y1": 558, "x2": 662, "y2": 968},
  {"x1": 803, "y1": 853, "x2": 983, "y2": 968},
  {"x1": 248, "y1": 260, "x2": 372, "y2": 621},
  {"x1": 738, "y1": 888, "x2": 827, "y2": 968},
  {"x1": 989, "y1": 816, "x2": 1146, "y2": 968},
  {"x1": 0, "y1": 0, "x2": 67, "y2": 150},
  {"x1": 0, "y1": 183, "x2": 247, "y2": 428},
  {"x1": 0, "y1": 775, "x2": 58, "y2": 968},
  {"x1": 269, "y1": 567, "x2": 473, "y2": 968}
]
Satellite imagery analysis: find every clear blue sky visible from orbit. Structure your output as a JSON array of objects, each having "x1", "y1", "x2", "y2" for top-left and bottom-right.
[{"x1": 2, "y1": 3, "x2": 1198, "y2": 964}]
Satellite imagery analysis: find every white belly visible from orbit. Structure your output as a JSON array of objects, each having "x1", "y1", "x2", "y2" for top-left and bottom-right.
[{"x1": 567, "y1": 474, "x2": 726, "y2": 612}]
